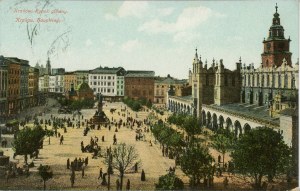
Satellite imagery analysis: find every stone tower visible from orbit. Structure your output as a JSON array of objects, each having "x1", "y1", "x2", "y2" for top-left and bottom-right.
[
  {"x1": 191, "y1": 49, "x2": 203, "y2": 119},
  {"x1": 261, "y1": 3, "x2": 292, "y2": 68}
]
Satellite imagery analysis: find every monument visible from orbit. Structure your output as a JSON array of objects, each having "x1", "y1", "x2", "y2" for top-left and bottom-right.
[{"x1": 92, "y1": 93, "x2": 109, "y2": 125}]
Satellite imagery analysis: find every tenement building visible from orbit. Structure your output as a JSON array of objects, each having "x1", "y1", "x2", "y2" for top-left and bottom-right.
[
  {"x1": 125, "y1": 70, "x2": 155, "y2": 103},
  {"x1": 88, "y1": 66, "x2": 126, "y2": 100},
  {"x1": 154, "y1": 75, "x2": 189, "y2": 106},
  {"x1": 0, "y1": 56, "x2": 8, "y2": 122}
]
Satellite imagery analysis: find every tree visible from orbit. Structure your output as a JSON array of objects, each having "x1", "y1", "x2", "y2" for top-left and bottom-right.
[
  {"x1": 231, "y1": 127, "x2": 291, "y2": 189},
  {"x1": 155, "y1": 172, "x2": 184, "y2": 190},
  {"x1": 12, "y1": 125, "x2": 45, "y2": 164},
  {"x1": 180, "y1": 144, "x2": 214, "y2": 188},
  {"x1": 38, "y1": 164, "x2": 53, "y2": 190},
  {"x1": 211, "y1": 133, "x2": 233, "y2": 167},
  {"x1": 103, "y1": 143, "x2": 139, "y2": 190}
]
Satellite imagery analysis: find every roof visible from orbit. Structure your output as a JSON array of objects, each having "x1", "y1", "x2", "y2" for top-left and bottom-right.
[
  {"x1": 279, "y1": 108, "x2": 298, "y2": 117},
  {"x1": 125, "y1": 70, "x2": 155, "y2": 77},
  {"x1": 74, "y1": 70, "x2": 89, "y2": 73},
  {"x1": 155, "y1": 77, "x2": 187, "y2": 84},
  {"x1": 77, "y1": 82, "x2": 92, "y2": 91},
  {"x1": 90, "y1": 66, "x2": 125, "y2": 74}
]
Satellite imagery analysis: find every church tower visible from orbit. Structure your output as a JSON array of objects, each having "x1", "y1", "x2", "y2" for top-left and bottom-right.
[
  {"x1": 46, "y1": 57, "x2": 51, "y2": 75},
  {"x1": 261, "y1": 3, "x2": 292, "y2": 68}
]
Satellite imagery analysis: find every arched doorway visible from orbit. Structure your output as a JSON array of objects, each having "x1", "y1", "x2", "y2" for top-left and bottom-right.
[
  {"x1": 234, "y1": 120, "x2": 242, "y2": 138},
  {"x1": 207, "y1": 112, "x2": 211, "y2": 129},
  {"x1": 202, "y1": 111, "x2": 206, "y2": 126},
  {"x1": 212, "y1": 113, "x2": 218, "y2": 131},
  {"x1": 219, "y1": 115, "x2": 224, "y2": 129},
  {"x1": 244, "y1": 123, "x2": 251, "y2": 134},
  {"x1": 226, "y1": 118, "x2": 233, "y2": 132}
]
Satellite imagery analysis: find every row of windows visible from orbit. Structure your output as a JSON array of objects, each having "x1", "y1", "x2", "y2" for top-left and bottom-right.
[
  {"x1": 91, "y1": 75, "x2": 115, "y2": 80},
  {"x1": 243, "y1": 74, "x2": 296, "y2": 88},
  {"x1": 91, "y1": 82, "x2": 116, "y2": 86},
  {"x1": 93, "y1": 88, "x2": 115, "y2": 94}
]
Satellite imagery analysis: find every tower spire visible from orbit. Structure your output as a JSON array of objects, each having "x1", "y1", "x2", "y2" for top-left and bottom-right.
[{"x1": 275, "y1": 3, "x2": 278, "y2": 13}]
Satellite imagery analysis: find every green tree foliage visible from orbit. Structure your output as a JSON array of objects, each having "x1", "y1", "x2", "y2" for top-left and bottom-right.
[
  {"x1": 38, "y1": 164, "x2": 53, "y2": 190},
  {"x1": 231, "y1": 127, "x2": 291, "y2": 189},
  {"x1": 123, "y1": 97, "x2": 142, "y2": 111},
  {"x1": 151, "y1": 122, "x2": 185, "y2": 148},
  {"x1": 12, "y1": 125, "x2": 45, "y2": 164},
  {"x1": 103, "y1": 143, "x2": 140, "y2": 190},
  {"x1": 211, "y1": 132, "x2": 233, "y2": 166},
  {"x1": 182, "y1": 116, "x2": 202, "y2": 137},
  {"x1": 155, "y1": 172, "x2": 184, "y2": 190},
  {"x1": 167, "y1": 113, "x2": 186, "y2": 126},
  {"x1": 180, "y1": 145, "x2": 214, "y2": 188}
]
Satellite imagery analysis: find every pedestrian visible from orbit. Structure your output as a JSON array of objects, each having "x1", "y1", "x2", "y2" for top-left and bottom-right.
[
  {"x1": 70, "y1": 170, "x2": 75, "y2": 187},
  {"x1": 223, "y1": 177, "x2": 229, "y2": 189},
  {"x1": 67, "y1": 158, "x2": 70, "y2": 169},
  {"x1": 85, "y1": 157, "x2": 88, "y2": 166},
  {"x1": 98, "y1": 168, "x2": 103, "y2": 179},
  {"x1": 82, "y1": 167, "x2": 85, "y2": 178},
  {"x1": 218, "y1": 155, "x2": 221, "y2": 164},
  {"x1": 116, "y1": 178, "x2": 120, "y2": 190},
  {"x1": 141, "y1": 169, "x2": 146, "y2": 181},
  {"x1": 60, "y1": 135, "x2": 64, "y2": 145},
  {"x1": 126, "y1": 179, "x2": 130, "y2": 191},
  {"x1": 134, "y1": 162, "x2": 138, "y2": 173}
]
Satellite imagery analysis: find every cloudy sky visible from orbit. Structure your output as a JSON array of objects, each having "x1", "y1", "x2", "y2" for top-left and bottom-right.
[{"x1": 0, "y1": 0, "x2": 298, "y2": 79}]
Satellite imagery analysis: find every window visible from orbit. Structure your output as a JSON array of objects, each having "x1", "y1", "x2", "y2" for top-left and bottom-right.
[
  {"x1": 267, "y1": 74, "x2": 269, "y2": 87},
  {"x1": 107, "y1": 89, "x2": 110, "y2": 93},
  {"x1": 93, "y1": 82, "x2": 96, "y2": 85},
  {"x1": 93, "y1": 76, "x2": 97, "y2": 79},
  {"x1": 272, "y1": 74, "x2": 275, "y2": 87},
  {"x1": 108, "y1": 82, "x2": 111, "y2": 86},
  {"x1": 291, "y1": 74, "x2": 295, "y2": 89},
  {"x1": 108, "y1": 76, "x2": 111, "y2": 80},
  {"x1": 261, "y1": 75, "x2": 264, "y2": 87},
  {"x1": 256, "y1": 75, "x2": 259, "y2": 86},
  {"x1": 278, "y1": 74, "x2": 281, "y2": 88},
  {"x1": 284, "y1": 74, "x2": 288, "y2": 88}
]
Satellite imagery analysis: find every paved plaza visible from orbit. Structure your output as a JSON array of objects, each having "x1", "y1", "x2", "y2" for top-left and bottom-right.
[{"x1": 0, "y1": 99, "x2": 294, "y2": 190}]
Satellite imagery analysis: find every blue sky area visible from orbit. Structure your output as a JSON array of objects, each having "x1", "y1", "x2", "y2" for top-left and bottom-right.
[{"x1": 0, "y1": 0, "x2": 298, "y2": 79}]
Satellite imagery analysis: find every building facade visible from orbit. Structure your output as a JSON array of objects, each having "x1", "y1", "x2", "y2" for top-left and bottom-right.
[
  {"x1": 88, "y1": 67, "x2": 126, "y2": 99},
  {"x1": 125, "y1": 70, "x2": 155, "y2": 103},
  {"x1": 6, "y1": 58, "x2": 21, "y2": 115},
  {"x1": 190, "y1": 49, "x2": 241, "y2": 117},
  {"x1": 28, "y1": 67, "x2": 39, "y2": 107},
  {"x1": 52, "y1": 68, "x2": 65, "y2": 75},
  {"x1": 19, "y1": 59, "x2": 30, "y2": 110},
  {"x1": 74, "y1": 70, "x2": 89, "y2": 91},
  {"x1": 64, "y1": 72, "x2": 77, "y2": 94},
  {"x1": 0, "y1": 56, "x2": 8, "y2": 122},
  {"x1": 241, "y1": 5, "x2": 298, "y2": 113},
  {"x1": 154, "y1": 75, "x2": 189, "y2": 106}
]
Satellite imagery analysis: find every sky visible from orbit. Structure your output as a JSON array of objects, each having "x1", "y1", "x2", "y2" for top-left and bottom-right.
[{"x1": 0, "y1": 0, "x2": 299, "y2": 79}]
